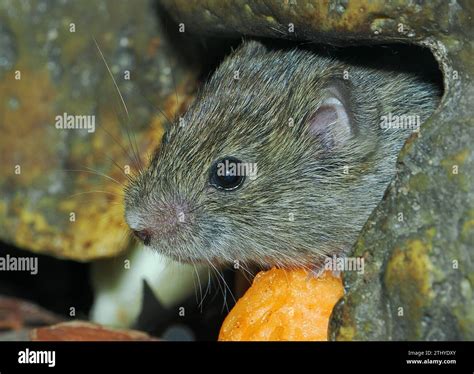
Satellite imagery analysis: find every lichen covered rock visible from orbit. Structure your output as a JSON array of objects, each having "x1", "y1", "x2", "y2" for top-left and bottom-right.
[
  {"x1": 0, "y1": 0, "x2": 197, "y2": 260},
  {"x1": 160, "y1": 0, "x2": 474, "y2": 340}
]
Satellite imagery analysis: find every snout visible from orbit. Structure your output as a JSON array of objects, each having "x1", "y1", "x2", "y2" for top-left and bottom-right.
[{"x1": 125, "y1": 201, "x2": 192, "y2": 246}]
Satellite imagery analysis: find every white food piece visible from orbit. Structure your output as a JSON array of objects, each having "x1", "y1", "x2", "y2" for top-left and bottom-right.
[{"x1": 90, "y1": 244, "x2": 207, "y2": 328}]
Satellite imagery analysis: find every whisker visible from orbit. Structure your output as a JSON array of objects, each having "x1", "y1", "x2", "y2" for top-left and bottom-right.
[
  {"x1": 110, "y1": 96, "x2": 144, "y2": 175},
  {"x1": 208, "y1": 261, "x2": 235, "y2": 312},
  {"x1": 93, "y1": 36, "x2": 129, "y2": 118},
  {"x1": 238, "y1": 262, "x2": 255, "y2": 284},
  {"x1": 192, "y1": 263, "x2": 204, "y2": 310},
  {"x1": 98, "y1": 151, "x2": 134, "y2": 181},
  {"x1": 165, "y1": 54, "x2": 180, "y2": 107},
  {"x1": 206, "y1": 263, "x2": 224, "y2": 306},
  {"x1": 68, "y1": 190, "x2": 123, "y2": 198},
  {"x1": 98, "y1": 122, "x2": 141, "y2": 175},
  {"x1": 93, "y1": 36, "x2": 144, "y2": 175},
  {"x1": 64, "y1": 168, "x2": 124, "y2": 187},
  {"x1": 132, "y1": 85, "x2": 174, "y2": 127},
  {"x1": 199, "y1": 268, "x2": 212, "y2": 310}
]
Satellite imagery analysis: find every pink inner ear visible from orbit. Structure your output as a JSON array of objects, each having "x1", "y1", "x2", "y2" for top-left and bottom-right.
[{"x1": 309, "y1": 97, "x2": 352, "y2": 151}]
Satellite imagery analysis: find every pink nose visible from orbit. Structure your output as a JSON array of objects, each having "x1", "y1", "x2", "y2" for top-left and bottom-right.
[{"x1": 133, "y1": 229, "x2": 151, "y2": 246}]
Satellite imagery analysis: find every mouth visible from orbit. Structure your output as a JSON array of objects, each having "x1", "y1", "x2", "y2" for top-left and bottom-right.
[
  {"x1": 132, "y1": 229, "x2": 152, "y2": 246},
  {"x1": 153, "y1": 247, "x2": 210, "y2": 265}
]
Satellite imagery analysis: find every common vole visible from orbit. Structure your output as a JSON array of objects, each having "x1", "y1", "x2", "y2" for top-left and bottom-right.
[{"x1": 124, "y1": 40, "x2": 440, "y2": 269}]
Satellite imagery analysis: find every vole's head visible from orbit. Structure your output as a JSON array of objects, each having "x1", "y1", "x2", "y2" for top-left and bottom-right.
[{"x1": 124, "y1": 40, "x2": 372, "y2": 268}]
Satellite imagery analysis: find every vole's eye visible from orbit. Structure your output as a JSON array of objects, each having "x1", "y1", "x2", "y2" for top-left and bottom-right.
[{"x1": 209, "y1": 156, "x2": 245, "y2": 191}]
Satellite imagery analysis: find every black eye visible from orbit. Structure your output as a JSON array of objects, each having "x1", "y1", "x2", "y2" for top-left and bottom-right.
[{"x1": 209, "y1": 157, "x2": 245, "y2": 191}]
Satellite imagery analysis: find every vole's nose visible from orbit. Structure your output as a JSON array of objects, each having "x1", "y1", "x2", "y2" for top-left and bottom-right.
[{"x1": 133, "y1": 229, "x2": 152, "y2": 246}]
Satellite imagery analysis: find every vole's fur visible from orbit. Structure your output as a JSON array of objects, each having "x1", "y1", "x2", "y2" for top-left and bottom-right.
[{"x1": 125, "y1": 40, "x2": 440, "y2": 269}]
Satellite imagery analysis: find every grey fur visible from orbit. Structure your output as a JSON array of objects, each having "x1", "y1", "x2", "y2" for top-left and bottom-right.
[{"x1": 124, "y1": 40, "x2": 440, "y2": 269}]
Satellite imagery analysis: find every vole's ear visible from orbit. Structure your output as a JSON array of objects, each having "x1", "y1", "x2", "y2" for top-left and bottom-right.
[{"x1": 308, "y1": 83, "x2": 354, "y2": 152}]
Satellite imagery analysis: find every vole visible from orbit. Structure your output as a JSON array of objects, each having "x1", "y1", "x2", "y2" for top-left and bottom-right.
[{"x1": 124, "y1": 40, "x2": 440, "y2": 270}]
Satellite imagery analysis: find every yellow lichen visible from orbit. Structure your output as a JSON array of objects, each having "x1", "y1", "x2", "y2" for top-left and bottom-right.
[
  {"x1": 384, "y1": 229, "x2": 436, "y2": 324},
  {"x1": 336, "y1": 325, "x2": 356, "y2": 341}
]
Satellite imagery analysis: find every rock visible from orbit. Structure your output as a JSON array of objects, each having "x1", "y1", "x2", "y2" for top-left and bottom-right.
[
  {"x1": 160, "y1": 0, "x2": 474, "y2": 340},
  {"x1": 0, "y1": 296, "x2": 157, "y2": 341},
  {"x1": 0, "y1": 329, "x2": 31, "y2": 341},
  {"x1": 0, "y1": 0, "x2": 198, "y2": 260},
  {"x1": 0, "y1": 295, "x2": 63, "y2": 331},
  {"x1": 30, "y1": 321, "x2": 157, "y2": 341}
]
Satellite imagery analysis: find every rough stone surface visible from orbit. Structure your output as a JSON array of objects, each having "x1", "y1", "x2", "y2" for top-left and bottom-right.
[
  {"x1": 0, "y1": 295, "x2": 63, "y2": 331},
  {"x1": 30, "y1": 321, "x2": 157, "y2": 341},
  {"x1": 0, "y1": 0, "x2": 198, "y2": 260},
  {"x1": 160, "y1": 0, "x2": 474, "y2": 340}
]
